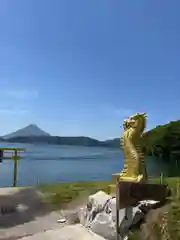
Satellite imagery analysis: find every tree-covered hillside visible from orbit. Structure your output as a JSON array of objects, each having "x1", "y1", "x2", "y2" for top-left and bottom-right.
[{"x1": 141, "y1": 120, "x2": 180, "y2": 160}]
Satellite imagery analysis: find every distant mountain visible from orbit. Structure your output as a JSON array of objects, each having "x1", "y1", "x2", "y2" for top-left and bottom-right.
[
  {"x1": 1, "y1": 124, "x2": 120, "y2": 148},
  {"x1": 103, "y1": 138, "x2": 120, "y2": 148},
  {"x1": 6, "y1": 135, "x2": 120, "y2": 148},
  {"x1": 2, "y1": 124, "x2": 50, "y2": 140}
]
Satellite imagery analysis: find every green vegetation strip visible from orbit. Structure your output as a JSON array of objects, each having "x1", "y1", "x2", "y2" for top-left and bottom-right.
[
  {"x1": 38, "y1": 177, "x2": 179, "y2": 208},
  {"x1": 39, "y1": 181, "x2": 111, "y2": 208}
]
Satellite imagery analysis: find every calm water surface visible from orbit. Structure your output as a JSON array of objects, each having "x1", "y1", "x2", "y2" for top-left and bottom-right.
[{"x1": 0, "y1": 142, "x2": 179, "y2": 187}]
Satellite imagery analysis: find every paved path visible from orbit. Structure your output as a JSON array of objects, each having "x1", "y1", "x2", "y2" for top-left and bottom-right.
[
  {"x1": 0, "y1": 187, "x2": 66, "y2": 239},
  {"x1": 0, "y1": 211, "x2": 107, "y2": 240},
  {"x1": 0, "y1": 187, "x2": 107, "y2": 240},
  {"x1": 20, "y1": 224, "x2": 106, "y2": 240},
  {"x1": 0, "y1": 211, "x2": 66, "y2": 240}
]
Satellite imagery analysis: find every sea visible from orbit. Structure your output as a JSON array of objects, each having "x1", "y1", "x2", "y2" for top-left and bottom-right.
[{"x1": 0, "y1": 142, "x2": 179, "y2": 187}]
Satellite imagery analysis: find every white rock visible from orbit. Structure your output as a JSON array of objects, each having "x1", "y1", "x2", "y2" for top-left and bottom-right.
[
  {"x1": 108, "y1": 198, "x2": 142, "y2": 223},
  {"x1": 78, "y1": 206, "x2": 88, "y2": 225},
  {"x1": 76, "y1": 191, "x2": 159, "y2": 240},
  {"x1": 90, "y1": 212, "x2": 116, "y2": 240},
  {"x1": 57, "y1": 218, "x2": 66, "y2": 223},
  {"x1": 139, "y1": 200, "x2": 159, "y2": 206},
  {"x1": 88, "y1": 191, "x2": 111, "y2": 210},
  {"x1": 108, "y1": 198, "x2": 116, "y2": 221}
]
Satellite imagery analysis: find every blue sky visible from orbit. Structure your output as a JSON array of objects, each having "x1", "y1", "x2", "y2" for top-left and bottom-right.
[{"x1": 0, "y1": 0, "x2": 180, "y2": 140}]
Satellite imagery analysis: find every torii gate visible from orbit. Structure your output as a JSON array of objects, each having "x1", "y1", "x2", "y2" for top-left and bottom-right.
[{"x1": 0, "y1": 148, "x2": 25, "y2": 187}]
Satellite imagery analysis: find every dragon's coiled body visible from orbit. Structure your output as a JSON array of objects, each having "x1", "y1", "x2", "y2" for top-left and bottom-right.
[{"x1": 120, "y1": 113, "x2": 147, "y2": 182}]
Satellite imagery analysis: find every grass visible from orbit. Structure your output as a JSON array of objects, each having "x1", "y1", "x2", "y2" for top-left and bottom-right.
[
  {"x1": 38, "y1": 177, "x2": 179, "y2": 209},
  {"x1": 38, "y1": 180, "x2": 111, "y2": 209}
]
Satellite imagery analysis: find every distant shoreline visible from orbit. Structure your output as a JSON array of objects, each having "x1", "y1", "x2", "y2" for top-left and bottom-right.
[
  {"x1": 1, "y1": 119, "x2": 180, "y2": 159},
  {"x1": 0, "y1": 136, "x2": 120, "y2": 148}
]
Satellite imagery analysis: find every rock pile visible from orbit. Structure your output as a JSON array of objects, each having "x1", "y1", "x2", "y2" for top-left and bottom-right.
[{"x1": 77, "y1": 191, "x2": 159, "y2": 240}]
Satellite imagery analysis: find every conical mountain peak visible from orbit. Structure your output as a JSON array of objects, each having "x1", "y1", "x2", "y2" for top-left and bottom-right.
[{"x1": 2, "y1": 124, "x2": 50, "y2": 139}]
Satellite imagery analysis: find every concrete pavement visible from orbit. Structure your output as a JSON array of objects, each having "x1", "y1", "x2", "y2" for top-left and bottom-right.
[{"x1": 20, "y1": 224, "x2": 106, "y2": 240}]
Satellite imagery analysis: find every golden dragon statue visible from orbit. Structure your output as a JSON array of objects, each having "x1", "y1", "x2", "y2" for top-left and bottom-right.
[{"x1": 120, "y1": 112, "x2": 147, "y2": 182}]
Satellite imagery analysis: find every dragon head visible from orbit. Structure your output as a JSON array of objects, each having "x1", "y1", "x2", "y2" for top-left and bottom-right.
[
  {"x1": 128, "y1": 112, "x2": 147, "y2": 134},
  {"x1": 122, "y1": 113, "x2": 147, "y2": 138}
]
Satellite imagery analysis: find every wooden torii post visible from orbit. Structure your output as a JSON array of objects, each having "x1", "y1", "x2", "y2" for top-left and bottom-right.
[{"x1": 0, "y1": 148, "x2": 25, "y2": 187}]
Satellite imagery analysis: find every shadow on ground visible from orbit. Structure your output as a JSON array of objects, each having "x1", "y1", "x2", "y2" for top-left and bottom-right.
[{"x1": 0, "y1": 187, "x2": 52, "y2": 228}]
